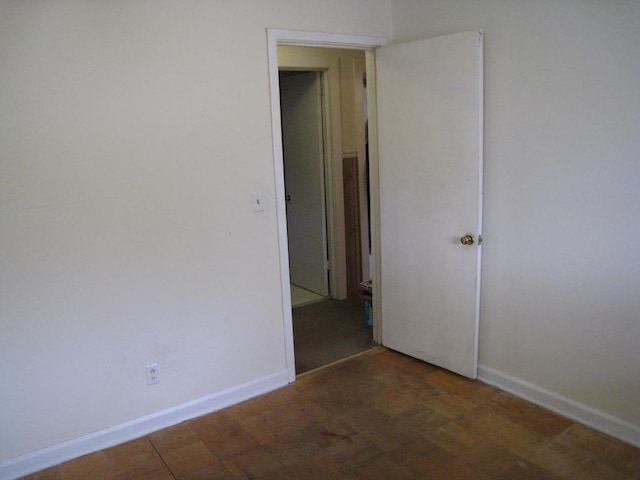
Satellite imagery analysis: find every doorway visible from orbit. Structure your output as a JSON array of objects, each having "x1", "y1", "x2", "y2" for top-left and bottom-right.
[
  {"x1": 269, "y1": 29, "x2": 484, "y2": 383},
  {"x1": 278, "y1": 48, "x2": 376, "y2": 374}
]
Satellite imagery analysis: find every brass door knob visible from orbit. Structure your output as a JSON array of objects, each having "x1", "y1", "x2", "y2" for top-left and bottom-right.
[{"x1": 460, "y1": 233, "x2": 475, "y2": 245}]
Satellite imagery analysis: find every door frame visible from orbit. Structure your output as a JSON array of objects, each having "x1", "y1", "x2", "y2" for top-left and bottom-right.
[{"x1": 267, "y1": 29, "x2": 387, "y2": 381}]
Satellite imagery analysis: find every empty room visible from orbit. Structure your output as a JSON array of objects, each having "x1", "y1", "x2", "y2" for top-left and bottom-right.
[{"x1": 1, "y1": 1, "x2": 638, "y2": 478}]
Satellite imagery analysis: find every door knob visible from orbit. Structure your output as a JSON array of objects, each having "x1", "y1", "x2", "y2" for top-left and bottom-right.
[
  {"x1": 285, "y1": 194, "x2": 292, "y2": 201},
  {"x1": 460, "y1": 233, "x2": 475, "y2": 245}
]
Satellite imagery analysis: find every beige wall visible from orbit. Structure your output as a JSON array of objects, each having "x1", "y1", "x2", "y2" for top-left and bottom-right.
[
  {"x1": 391, "y1": 0, "x2": 640, "y2": 429},
  {"x1": 0, "y1": 0, "x2": 391, "y2": 464}
]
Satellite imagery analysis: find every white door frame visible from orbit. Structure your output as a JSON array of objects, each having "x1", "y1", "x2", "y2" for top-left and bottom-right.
[{"x1": 267, "y1": 29, "x2": 387, "y2": 381}]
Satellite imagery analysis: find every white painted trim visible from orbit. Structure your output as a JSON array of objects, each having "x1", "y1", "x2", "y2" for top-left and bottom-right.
[
  {"x1": 270, "y1": 29, "x2": 388, "y2": 49},
  {"x1": 365, "y1": 49, "x2": 383, "y2": 345},
  {"x1": 478, "y1": 364, "x2": 640, "y2": 447},
  {"x1": 267, "y1": 29, "x2": 389, "y2": 381},
  {"x1": 267, "y1": 30, "x2": 296, "y2": 382},
  {"x1": 0, "y1": 371, "x2": 288, "y2": 480},
  {"x1": 472, "y1": 31, "x2": 485, "y2": 380}
]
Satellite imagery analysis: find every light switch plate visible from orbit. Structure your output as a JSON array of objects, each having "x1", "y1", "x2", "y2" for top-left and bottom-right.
[{"x1": 252, "y1": 192, "x2": 265, "y2": 212}]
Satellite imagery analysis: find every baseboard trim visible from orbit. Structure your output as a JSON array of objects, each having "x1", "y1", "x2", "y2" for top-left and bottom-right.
[
  {"x1": 477, "y1": 364, "x2": 640, "y2": 447},
  {"x1": 0, "y1": 370, "x2": 288, "y2": 480}
]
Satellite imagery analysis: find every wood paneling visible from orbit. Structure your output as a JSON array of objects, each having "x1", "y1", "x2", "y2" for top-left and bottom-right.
[{"x1": 343, "y1": 156, "x2": 363, "y2": 297}]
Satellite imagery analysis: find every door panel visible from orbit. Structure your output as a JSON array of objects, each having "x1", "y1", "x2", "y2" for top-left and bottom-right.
[
  {"x1": 280, "y1": 71, "x2": 329, "y2": 296},
  {"x1": 377, "y1": 32, "x2": 483, "y2": 378}
]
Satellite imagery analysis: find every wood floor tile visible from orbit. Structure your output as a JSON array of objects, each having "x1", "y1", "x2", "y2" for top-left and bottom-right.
[
  {"x1": 19, "y1": 468, "x2": 62, "y2": 480},
  {"x1": 392, "y1": 404, "x2": 449, "y2": 435},
  {"x1": 424, "y1": 368, "x2": 469, "y2": 391},
  {"x1": 58, "y1": 451, "x2": 116, "y2": 480},
  {"x1": 529, "y1": 436, "x2": 591, "y2": 476},
  {"x1": 295, "y1": 376, "x2": 365, "y2": 417},
  {"x1": 221, "y1": 445, "x2": 283, "y2": 478},
  {"x1": 191, "y1": 411, "x2": 260, "y2": 459},
  {"x1": 337, "y1": 404, "x2": 421, "y2": 451},
  {"x1": 598, "y1": 442, "x2": 640, "y2": 480},
  {"x1": 105, "y1": 437, "x2": 158, "y2": 472},
  {"x1": 387, "y1": 436, "x2": 444, "y2": 475},
  {"x1": 406, "y1": 447, "x2": 494, "y2": 480},
  {"x1": 457, "y1": 407, "x2": 514, "y2": 436},
  {"x1": 403, "y1": 375, "x2": 444, "y2": 399},
  {"x1": 301, "y1": 415, "x2": 359, "y2": 449},
  {"x1": 459, "y1": 438, "x2": 527, "y2": 477},
  {"x1": 264, "y1": 429, "x2": 325, "y2": 468},
  {"x1": 259, "y1": 384, "x2": 311, "y2": 406},
  {"x1": 161, "y1": 440, "x2": 220, "y2": 478},
  {"x1": 335, "y1": 347, "x2": 411, "y2": 379},
  {"x1": 148, "y1": 421, "x2": 199, "y2": 455},
  {"x1": 113, "y1": 456, "x2": 174, "y2": 480},
  {"x1": 178, "y1": 463, "x2": 238, "y2": 480},
  {"x1": 529, "y1": 439, "x2": 633, "y2": 480},
  {"x1": 324, "y1": 432, "x2": 385, "y2": 466},
  {"x1": 515, "y1": 404, "x2": 574, "y2": 438},
  {"x1": 244, "y1": 469, "x2": 297, "y2": 480},
  {"x1": 493, "y1": 459, "x2": 564, "y2": 480},
  {"x1": 224, "y1": 394, "x2": 278, "y2": 423},
  {"x1": 282, "y1": 450, "x2": 357, "y2": 480},
  {"x1": 390, "y1": 354, "x2": 439, "y2": 375},
  {"x1": 556, "y1": 423, "x2": 640, "y2": 477},
  {"x1": 369, "y1": 357, "x2": 438, "y2": 390},
  {"x1": 325, "y1": 370, "x2": 388, "y2": 404},
  {"x1": 366, "y1": 347, "x2": 415, "y2": 368},
  {"x1": 366, "y1": 384, "x2": 431, "y2": 416},
  {"x1": 488, "y1": 391, "x2": 537, "y2": 422},
  {"x1": 605, "y1": 440, "x2": 640, "y2": 478},
  {"x1": 484, "y1": 418, "x2": 550, "y2": 459},
  {"x1": 235, "y1": 399, "x2": 329, "y2": 445},
  {"x1": 348, "y1": 454, "x2": 420, "y2": 480},
  {"x1": 420, "y1": 389, "x2": 478, "y2": 420},
  {"x1": 452, "y1": 379, "x2": 500, "y2": 405},
  {"x1": 557, "y1": 422, "x2": 623, "y2": 456},
  {"x1": 421, "y1": 421, "x2": 483, "y2": 455}
]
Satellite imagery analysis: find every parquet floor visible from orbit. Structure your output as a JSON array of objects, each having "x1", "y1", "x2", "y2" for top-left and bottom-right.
[{"x1": 22, "y1": 348, "x2": 639, "y2": 479}]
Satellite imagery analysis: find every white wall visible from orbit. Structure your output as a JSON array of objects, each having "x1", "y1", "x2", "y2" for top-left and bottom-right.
[
  {"x1": 0, "y1": 0, "x2": 391, "y2": 465},
  {"x1": 391, "y1": 0, "x2": 640, "y2": 430},
  {"x1": 3, "y1": 0, "x2": 638, "y2": 469}
]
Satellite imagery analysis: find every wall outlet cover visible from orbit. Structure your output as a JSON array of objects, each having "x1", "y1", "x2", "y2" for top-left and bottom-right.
[{"x1": 145, "y1": 364, "x2": 159, "y2": 385}]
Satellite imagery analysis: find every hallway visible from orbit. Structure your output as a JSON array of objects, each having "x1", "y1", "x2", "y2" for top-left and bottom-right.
[{"x1": 292, "y1": 296, "x2": 376, "y2": 373}]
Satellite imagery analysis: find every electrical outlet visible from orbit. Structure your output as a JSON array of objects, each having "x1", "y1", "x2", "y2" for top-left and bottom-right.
[{"x1": 146, "y1": 363, "x2": 159, "y2": 385}]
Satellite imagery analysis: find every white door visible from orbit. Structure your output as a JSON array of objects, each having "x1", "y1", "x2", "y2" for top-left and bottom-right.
[
  {"x1": 280, "y1": 71, "x2": 329, "y2": 296},
  {"x1": 377, "y1": 31, "x2": 483, "y2": 378}
]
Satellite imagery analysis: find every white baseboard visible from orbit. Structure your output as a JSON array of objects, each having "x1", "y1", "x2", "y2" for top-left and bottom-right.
[
  {"x1": 0, "y1": 370, "x2": 288, "y2": 480},
  {"x1": 478, "y1": 364, "x2": 640, "y2": 448}
]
